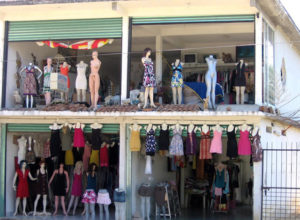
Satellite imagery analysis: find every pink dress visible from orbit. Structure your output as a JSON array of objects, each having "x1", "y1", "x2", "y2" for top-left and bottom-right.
[
  {"x1": 73, "y1": 128, "x2": 85, "y2": 147},
  {"x1": 238, "y1": 130, "x2": 251, "y2": 155},
  {"x1": 83, "y1": 144, "x2": 91, "y2": 171},
  {"x1": 210, "y1": 130, "x2": 222, "y2": 154},
  {"x1": 71, "y1": 173, "x2": 82, "y2": 196}
]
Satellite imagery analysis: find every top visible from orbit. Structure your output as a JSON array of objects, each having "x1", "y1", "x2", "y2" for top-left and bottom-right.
[
  {"x1": 60, "y1": 65, "x2": 70, "y2": 88},
  {"x1": 100, "y1": 145, "x2": 109, "y2": 167},
  {"x1": 86, "y1": 174, "x2": 97, "y2": 192}
]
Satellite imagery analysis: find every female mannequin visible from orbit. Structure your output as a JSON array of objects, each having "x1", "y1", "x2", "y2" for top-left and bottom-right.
[
  {"x1": 114, "y1": 188, "x2": 126, "y2": 220},
  {"x1": 234, "y1": 59, "x2": 248, "y2": 104},
  {"x1": 89, "y1": 123, "x2": 101, "y2": 166},
  {"x1": 43, "y1": 58, "x2": 52, "y2": 105},
  {"x1": 188, "y1": 123, "x2": 194, "y2": 133},
  {"x1": 61, "y1": 123, "x2": 74, "y2": 166},
  {"x1": 67, "y1": 161, "x2": 83, "y2": 215},
  {"x1": 60, "y1": 62, "x2": 71, "y2": 102},
  {"x1": 76, "y1": 61, "x2": 88, "y2": 103},
  {"x1": 205, "y1": 55, "x2": 217, "y2": 109},
  {"x1": 48, "y1": 163, "x2": 69, "y2": 216},
  {"x1": 138, "y1": 181, "x2": 153, "y2": 220},
  {"x1": 169, "y1": 123, "x2": 184, "y2": 156},
  {"x1": 227, "y1": 123, "x2": 235, "y2": 132},
  {"x1": 33, "y1": 161, "x2": 50, "y2": 216},
  {"x1": 25, "y1": 136, "x2": 36, "y2": 164},
  {"x1": 227, "y1": 123, "x2": 238, "y2": 158},
  {"x1": 17, "y1": 136, "x2": 27, "y2": 163},
  {"x1": 158, "y1": 123, "x2": 169, "y2": 155},
  {"x1": 142, "y1": 48, "x2": 156, "y2": 108},
  {"x1": 171, "y1": 59, "x2": 184, "y2": 104},
  {"x1": 213, "y1": 163, "x2": 226, "y2": 210},
  {"x1": 19, "y1": 63, "x2": 42, "y2": 108},
  {"x1": 72, "y1": 122, "x2": 85, "y2": 161},
  {"x1": 89, "y1": 51, "x2": 101, "y2": 110},
  {"x1": 97, "y1": 188, "x2": 111, "y2": 220},
  {"x1": 199, "y1": 124, "x2": 212, "y2": 160},
  {"x1": 13, "y1": 160, "x2": 37, "y2": 216}
]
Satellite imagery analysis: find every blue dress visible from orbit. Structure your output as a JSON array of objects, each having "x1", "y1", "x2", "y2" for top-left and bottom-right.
[
  {"x1": 145, "y1": 128, "x2": 156, "y2": 156},
  {"x1": 171, "y1": 63, "x2": 183, "y2": 87}
]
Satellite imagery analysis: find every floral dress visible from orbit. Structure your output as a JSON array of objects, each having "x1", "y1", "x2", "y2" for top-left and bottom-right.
[
  {"x1": 169, "y1": 128, "x2": 184, "y2": 156},
  {"x1": 143, "y1": 59, "x2": 156, "y2": 87},
  {"x1": 171, "y1": 63, "x2": 183, "y2": 87},
  {"x1": 145, "y1": 128, "x2": 156, "y2": 156},
  {"x1": 23, "y1": 66, "x2": 37, "y2": 96}
]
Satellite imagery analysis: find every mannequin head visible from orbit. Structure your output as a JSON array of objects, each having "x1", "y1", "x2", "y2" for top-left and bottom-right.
[
  {"x1": 75, "y1": 161, "x2": 83, "y2": 172},
  {"x1": 175, "y1": 59, "x2": 180, "y2": 66},
  {"x1": 47, "y1": 58, "x2": 52, "y2": 66},
  {"x1": 63, "y1": 61, "x2": 68, "y2": 67},
  {"x1": 58, "y1": 162, "x2": 64, "y2": 170},
  {"x1": 39, "y1": 161, "x2": 46, "y2": 169},
  {"x1": 89, "y1": 163, "x2": 97, "y2": 173},
  {"x1": 19, "y1": 160, "x2": 27, "y2": 170},
  {"x1": 209, "y1": 55, "x2": 213, "y2": 59},
  {"x1": 143, "y1": 48, "x2": 152, "y2": 58},
  {"x1": 92, "y1": 51, "x2": 98, "y2": 60}
]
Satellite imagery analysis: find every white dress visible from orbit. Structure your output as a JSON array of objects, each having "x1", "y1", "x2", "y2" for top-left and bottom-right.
[
  {"x1": 17, "y1": 137, "x2": 27, "y2": 163},
  {"x1": 76, "y1": 63, "x2": 88, "y2": 90},
  {"x1": 145, "y1": 156, "x2": 152, "y2": 175}
]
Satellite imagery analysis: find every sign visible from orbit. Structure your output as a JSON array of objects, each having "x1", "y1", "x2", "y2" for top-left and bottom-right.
[{"x1": 50, "y1": 72, "x2": 68, "y2": 92}]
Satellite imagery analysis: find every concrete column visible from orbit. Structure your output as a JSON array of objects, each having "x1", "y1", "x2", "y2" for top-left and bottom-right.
[
  {"x1": 253, "y1": 161, "x2": 262, "y2": 220},
  {"x1": 0, "y1": 124, "x2": 7, "y2": 216},
  {"x1": 155, "y1": 35, "x2": 162, "y2": 86},
  {"x1": 121, "y1": 16, "x2": 129, "y2": 101},
  {"x1": 255, "y1": 13, "x2": 263, "y2": 105},
  {"x1": 0, "y1": 20, "x2": 5, "y2": 109},
  {"x1": 119, "y1": 123, "x2": 126, "y2": 189}
]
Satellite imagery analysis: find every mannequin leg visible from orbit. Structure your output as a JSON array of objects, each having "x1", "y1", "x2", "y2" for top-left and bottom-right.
[
  {"x1": 84, "y1": 203, "x2": 89, "y2": 218},
  {"x1": 76, "y1": 89, "x2": 81, "y2": 102},
  {"x1": 235, "y1": 87, "x2": 240, "y2": 104},
  {"x1": 65, "y1": 89, "x2": 69, "y2": 103},
  {"x1": 144, "y1": 87, "x2": 149, "y2": 108},
  {"x1": 82, "y1": 89, "x2": 86, "y2": 102},
  {"x1": 67, "y1": 195, "x2": 75, "y2": 214},
  {"x1": 26, "y1": 95, "x2": 29, "y2": 108},
  {"x1": 115, "y1": 202, "x2": 119, "y2": 220},
  {"x1": 90, "y1": 203, "x2": 95, "y2": 218},
  {"x1": 94, "y1": 74, "x2": 100, "y2": 109},
  {"x1": 241, "y1": 86, "x2": 245, "y2": 104},
  {"x1": 211, "y1": 74, "x2": 216, "y2": 109},
  {"x1": 205, "y1": 77, "x2": 212, "y2": 108},
  {"x1": 99, "y1": 204, "x2": 104, "y2": 220},
  {"x1": 178, "y1": 87, "x2": 182, "y2": 105},
  {"x1": 89, "y1": 75, "x2": 95, "y2": 108},
  {"x1": 14, "y1": 197, "x2": 20, "y2": 216},
  {"x1": 72, "y1": 196, "x2": 79, "y2": 215},
  {"x1": 45, "y1": 92, "x2": 51, "y2": 105},
  {"x1": 161, "y1": 205, "x2": 166, "y2": 220},
  {"x1": 42, "y1": 195, "x2": 48, "y2": 214},
  {"x1": 33, "y1": 194, "x2": 41, "y2": 215},
  {"x1": 22, "y1": 198, "x2": 27, "y2": 216},
  {"x1": 104, "y1": 205, "x2": 109, "y2": 220},
  {"x1": 172, "y1": 87, "x2": 177, "y2": 105},
  {"x1": 53, "y1": 196, "x2": 59, "y2": 215},
  {"x1": 141, "y1": 197, "x2": 145, "y2": 219},
  {"x1": 149, "y1": 87, "x2": 156, "y2": 107},
  {"x1": 60, "y1": 196, "x2": 67, "y2": 215},
  {"x1": 145, "y1": 197, "x2": 151, "y2": 220}
]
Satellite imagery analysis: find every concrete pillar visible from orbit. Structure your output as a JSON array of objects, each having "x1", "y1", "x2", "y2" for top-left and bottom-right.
[
  {"x1": 255, "y1": 13, "x2": 263, "y2": 105},
  {"x1": 0, "y1": 20, "x2": 5, "y2": 109},
  {"x1": 155, "y1": 35, "x2": 162, "y2": 86},
  {"x1": 121, "y1": 16, "x2": 129, "y2": 101},
  {"x1": 0, "y1": 124, "x2": 7, "y2": 216},
  {"x1": 119, "y1": 123, "x2": 126, "y2": 189}
]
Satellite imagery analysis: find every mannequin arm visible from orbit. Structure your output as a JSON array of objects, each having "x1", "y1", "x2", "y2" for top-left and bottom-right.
[
  {"x1": 12, "y1": 172, "x2": 18, "y2": 190},
  {"x1": 48, "y1": 170, "x2": 57, "y2": 187},
  {"x1": 65, "y1": 171, "x2": 70, "y2": 193},
  {"x1": 28, "y1": 172, "x2": 37, "y2": 181},
  {"x1": 35, "y1": 66, "x2": 43, "y2": 79},
  {"x1": 18, "y1": 66, "x2": 26, "y2": 76}
]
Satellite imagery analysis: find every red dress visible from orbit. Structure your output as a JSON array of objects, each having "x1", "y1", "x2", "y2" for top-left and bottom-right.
[
  {"x1": 60, "y1": 65, "x2": 70, "y2": 89},
  {"x1": 73, "y1": 128, "x2": 85, "y2": 148},
  {"x1": 199, "y1": 131, "x2": 212, "y2": 159},
  {"x1": 16, "y1": 169, "x2": 30, "y2": 198},
  {"x1": 100, "y1": 145, "x2": 109, "y2": 167}
]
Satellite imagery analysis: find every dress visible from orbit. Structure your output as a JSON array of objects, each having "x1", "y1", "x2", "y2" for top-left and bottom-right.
[
  {"x1": 60, "y1": 65, "x2": 70, "y2": 89},
  {"x1": 238, "y1": 130, "x2": 251, "y2": 155},
  {"x1": 234, "y1": 62, "x2": 246, "y2": 87},
  {"x1": 145, "y1": 155, "x2": 152, "y2": 174},
  {"x1": 90, "y1": 150, "x2": 99, "y2": 166},
  {"x1": 71, "y1": 173, "x2": 82, "y2": 196},
  {"x1": 109, "y1": 143, "x2": 119, "y2": 166},
  {"x1": 186, "y1": 131, "x2": 197, "y2": 155},
  {"x1": 23, "y1": 66, "x2": 37, "y2": 96},
  {"x1": 210, "y1": 130, "x2": 222, "y2": 154},
  {"x1": 143, "y1": 59, "x2": 156, "y2": 87},
  {"x1": 158, "y1": 129, "x2": 169, "y2": 151},
  {"x1": 43, "y1": 66, "x2": 52, "y2": 93},
  {"x1": 73, "y1": 128, "x2": 85, "y2": 148},
  {"x1": 171, "y1": 63, "x2": 183, "y2": 87},
  {"x1": 16, "y1": 169, "x2": 30, "y2": 198},
  {"x1": 53, "y1": 171, "x2": 66, "y2": 196},
  {"x1": 251, "y1": 133, "x2": 262, "y2": 162},
  {"x1": 25, "y1": 140, "x2": 36, "y2": 163},
  {"x1": 169, "y1": 128, "x2": 184, "y2": 156},
  {"x1": 145, "y1": 129, "x2": 156, "y2": 156},
  {"x1": 76, "y1": 64, "x2": 88, "y2": 90},
  {"x1": 227, "y1": 130, "x2": 238, "y2": 158},
  {"x1": 36, "y1": 170, "x2": 48, "y2": 195},
  {"x1": 65, "y1": 150, "x2": 74, "y2": 165},
  {"x1": 50, "y1": 129, "x2": 61, "y2": 157},
  {"x1": 100, "y1": 145, "x2": 109, "y2": 167},
  {"x1": 83, "y1": 144, "x2": 92, "y2": 171},
  {"x1": 91, "y1": 129, "x2": 101, "y2": 150},
  {"x1": 61, "y1": 126, "x2": 72, "y2": 151},
  {"x1": 199, "y1": 131, "x2": 212, "y2": 159},
  {"x1": 43, "y1": 140, "x2": 51, "y2": 159},
  {"x1": 130, "y1": 130, "x2": 141, "y2": 152}
]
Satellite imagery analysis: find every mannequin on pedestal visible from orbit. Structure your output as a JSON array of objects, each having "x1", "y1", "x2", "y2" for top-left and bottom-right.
[
  {"x1": 205, "y1": 55, "x2": 217, "y2": 109},
  {"x1": 171, "y1": 59, "x2": 184, "y2": 105},
  {"x1": 234, "y1": 59, "x2": 248, "y2": 104},
  {"x1": 43, "y1": 58, "x2": 52, "y2": 105},
  {"x1": 76, "y1": 61, "x2": 88, "y2": 103},
  {"x1": 60, "y1": 62, "x2": 71, "y2": 102},
  {"x1": 89, "y1": 51, "x2": 101, "y2": 110}
]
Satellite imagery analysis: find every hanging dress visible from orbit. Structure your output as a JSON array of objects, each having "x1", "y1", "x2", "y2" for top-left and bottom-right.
[
  {"x1": 171, "y1": 63, "x2": 183, "y2": 87},
  {"x1": 43, "y1": 66, "x2": 52, "y2": 93},
  {"x1": 73, "y1": 128, "x2": 85, "y2": 148},
  {"x1": 143, "y1": 59, "x2": 156, "y2": 87},
  {"x1": 186, "y1": 131, "x2": 197, "y2": 155},
  {"x1": 158, "y1": 129, "x2": 169, "y2": 151},
  {"x1": 199, "y1": 131, "x2": 212, "y2": 159},
  {"x1": 251, "y1": 133, "x2": 262, "y2": 162},
  {"x1": 23, "y1": 66, "x2": 37, "y2": 96},
  {"x1": 210, "y1": 130, "x2": 223, "y2": 154},
  {"x1": 83, "y1": 143, "x2": 92, "y2": 171},
  {"x1": 130, "y1": 129, "x2": 141, "y2": 152},
  {"x1": 238, "y1": 130, "x2": 251, "y2": 155},
  {"x1": 60, "y1": 65, "x2": 70, "y2": 89},
  {"x1": 145, "y1": 128, "x2": 156, "y2": 156},
  {"x1": 76, "y1": 63, "x2": 88, "y2": 90},
  {"x1": 227, "y1": 130, "x2": 238, "y2": 158},
  {"x1": 169, "y1": 128, "x2": 184, "y2": 156},
  {"x1": 50, "y1": 129, "x2": 61, "y2": 157},
  {"x1": 25, "y1": 139, "x2": 36, "y2": 163},
  {"x1": 71, "y1": 173, "x2": 82, "y2": 197},
  {"x1": 100, "y1": 145, "x2": 109, "y2": 167},
  {"x1": 61, "y1": 126, "x2": 74, "y2": 165},
  {"x1": 90, "y1": 128, "x2": 101, "y2": 166},
  {"x1": 16, "y1": 169, "x2": 30, "y2": 198}
]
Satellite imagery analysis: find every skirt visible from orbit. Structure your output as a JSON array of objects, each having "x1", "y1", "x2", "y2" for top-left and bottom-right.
[
  {"x1": 90, "y1": 149, "x2": 99, "y2": 166},
  {"x1": 82, "y1": 190, "x2": 97, "y2": 204},
  {"x1": 215, "y1": 187, "x2": 223, "y2": 196},
  {"x1": 113, "y1": 190, "x2": 125, "y2": 203},
  {"x1": 138, "y1": 185, "x2": 153, "y2": 197},
  {"x1": 97, "y1": 192, "x2": 111, "y2": 205},
  {"x1": 65, "y1": 149, "x2": 74, "y2": 165}
]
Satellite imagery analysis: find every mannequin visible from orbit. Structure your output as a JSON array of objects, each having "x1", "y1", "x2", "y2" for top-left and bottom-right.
[
  {"x1": 142, "y1": 48, "x2": 156, "y2": 108},
  {"x1": 213, "y1": 163, "x2": 227, "y2": 210},
  {"x1": 67, "y1": 161, "x2": 83, "y2": 215},
  {"x1": 227, "y1": 123, "x2": 235, "y2": 132},
  {"x1": 43, "y1": 58, "x2": 52, "y2": 105},
  {"x1": 145, "y1": 123, "x2": 156, "y2": 173},
  {"x1": 202, "y1": 124, "x2": 209, "y2": 133},
  {"x1": 33, "y1": 161, "x2": 50, "y2": 216},
  {"x1": 171, "y1": 59, "x2": 184, "y2": 104},
  {"x1": 252, "y1": 126, "x2": 260, "y2": 136},
  {"x1": 13, "y1": 160, "x2": 37, "y2": 216},
  {"x1": 76, "y1": 61, "x2": 88, "y2": 103},
  {"x1": 114, "y1": 188, "x2": 126, "y2": 220},
  {"x1": 82, "y1": 163, "x2": 97, "y2": 218},
  {"x1": 89, "y1": 51, "x2": 101, "y2": 110},
  {"x1": 25, "y1": 136, "x2": 36, "y2": 164},
  {"x1": 48, "y1": 163, "x2": 69, "y2": 216},
  {"x1": 97, "y1": 188, "x2": 111, "y2": 220},
  {"x1": 205, "y1": 55, "x2": 218, "y2": 109},
  {"x1": 235, "y1": 59, "x2": 248, "y2": 104},
  {"x1": 213, "y1": 123, "x2": 223, "y2": 132},
  {"x1": 161, "y1": 123, "x2": 168, "y2": 131},
  {"x1": 138, "y1": 181, "x2": 152, "y2": 220},
  {"x1": 239, "y1": 123, "x2": 251, "y2": 132},
  {"x1": 19, "y1": 63, "x2": 42, "y2": 108},
  {"x1": 60, "y1": 62, "x2": 71, "y2": 102},
  {"x1": 17, "y1": 136, "x2": 27, "y2": 163},
  {"x1": 188, "y1": 123, "x2": 194, "y2": 133}
]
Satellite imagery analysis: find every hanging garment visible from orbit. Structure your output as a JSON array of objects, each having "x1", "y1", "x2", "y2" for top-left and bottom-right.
[
  {"x1": 16, "y1": 169, "x2": 30, "y2": 198},
  {"x1": 214, "y1": 169, "x2": 225, "y2": 196},
  {"x1": 71, "y1": 173, "x2": 82, "y2": 196},
  {"x1": 23, "y1": 66, "x2": 37, "y2": 96},
  {"x1": 76, "y1": 63, "x2": 88, "y2": 90},
  {"x1": 25, "y1": 140, "x2": 36, "y2": 163},
  {"x1": 169, "y1": 128, "x2": 184, "y2": 156},
  {"x1": 186, "y1": 131, "x2": 197, "y2": 155},
  {"x1": 90, "y1": 149, "x2": 100, "y2": 166},
  {"x1": 83, "y1": 144, "x2": 92, "y2": 171},
  {"x1": 73, "y1": 128, "x2": 85, "y2": 148},
  {"x1": 97, "y1": 191, "x2": 111, "y2": 205},
  {"x1": 145, "y1": 155, "x2": 152, "y2": 175},
  {"x1": 36, "y1": 170, "x2": 48, "y2": 195},
  {"x1": 43, "y1": 140, "x2": 51, "y2": 159},
  {"x1": 65, "y1": 149, "x2": 74, "y2": 165},
  {"x1": 61, "y1": 126, "x2": 72, "y2": 151},
  {"x1": 53, "y1": 171, "x2": 66, "y2": 196},
  {"x1": 234, "y1": 62, "x2": 246, "y2": 87},
  {"x1": 158, "y1": 129, "x2": 169, "y2": 151},
  {"x1": 60, "y1": 65, "x2": 70, "y2": 88},
  {"x1": 91, "y1": 128, "x2": 101, "y2": 150},
  {"x1": 199, "y1": 131, "x2": 212, "y2": 159},
  {"x1": 43, "y1": 66, "x2": 52, "y2": 93},
  {"x1": 251, "y1": 133, "x2": 262, "y2": 162},
  {"x1": 50, "y1": 129, "x2": 61, "y2": 157},
  {"x1": 143, "y1": 59, "x2": 156, "y2": 87},
  {"x1": 130, "y1": 130, "x2": 141, "y2": 152},
  {"x1": 171, "y1": 63, "x2": 183, "y2": 87},
  {"x1": 227, "y1": 130, "x2": 238, "y2": 158},
  {"x1": 238, "y1": 130, "x2": 251, "y2": 155},
  {"x1": 109, "y1": 143, "x2": 119, "y2": 166},
  {"x1": 100, "y1": 145, "x2": 109, "y2": 167},
  {"x1": 154, "y1": 186, "x2": 166, "y2": 206},
  {"x1": 210, "y1": 130, "x2": 222, "y2": 154},
  {"x1": 145, "y1": 128, "x2": 156, "y2": 156}
]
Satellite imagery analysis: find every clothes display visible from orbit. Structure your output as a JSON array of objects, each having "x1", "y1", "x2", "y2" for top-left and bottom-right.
[
  {"x1": 97, "y1": 191, "x2": 111, "y2": 205},
  {"x1": 234, "y1": 62, "x2": 246, "y2": 87},
  {"x1": 82, "y1": 190, "x2": 97, "y2": 204},
  {"x1": 130, "y1": 130, "x2": 141, "y2": 152},
  {"x1": 60, "y1": 65, "x2": 70, "y2": 89},
  {"x1": 100, "y1": 145, "x2": 109, "y2": 167},
  {"x1": 171, "y1": 62, "x2": 183, "y2": 87},
  {"x1": 65, "y1": 149, "x2": 74, "y2": 165},
  {"x1": 76, "y1": 63, "x2": 88, "y2": 90},
  {"x1": 16, "y1": 169, "x2": 30, "y2": 198},
  {"x1": 36, "y1": 170, "x2": 48, "y2": 195},
  {"x1": 186, "y1": 131, "x2": 197, "y2": 155},
  {"x1": 61, "y1": 126, "x2": 72, "y2": 151},
  {"x1": 199, "y1": 131, "x2": 212, "y2": 159},
  {"x1": 138, "y1": 185, "x2": 153, "y2": 197},
  {"x1": 73, "y1": 128, "x2": 85, "y2": 148},
  {"x1": 251, "y1": 133, "x2": 262, "y2": 162},
  {"x1": 145, "y1": 129, "x2": 156, "y2": 156},
  {"x1": 91, "y1": 129, "x2": 101, "y2": 150},
  {"x1": 90, "y1": 149, "x2": 100, "y2": 166},
  {"x1": 71, "y1": 173, "x2": 82, "y2": 196},
  {"x1": 50, "y1": 129, "x2": 61, "y2": 157},
  {"x1": 169, "y1": 128, "x2": 184, "y2": 156},
  {"x1": 109, "y1": 143, "x2": 119, "y2": 166},
  {"x1": 25, "y1": 140, "x2": 36, "y2": 163},
  {"x1": 145, "y1": 156, "x2": 152, "y2": 175},
  {"x1": 53, "y1": 171, "x2": 66, "y2": 196},
  {"x1": 43, "y1": 140, "x2": 51, "y2": 159},
  {"x1": 210, "y1": 130, "x2": 222, "y2": 154},
  {"x1": 23, "y1": 66, "x2": 37, "y2": 96},
  {"x1": 43, "y1": 65, "x2": 52, "y2": 93},
  {"x1": 238, "y1": 130, "x2": 251, "y2": 155},
  {"x1": 227, "y1": 130, "x2": 238, "y2": 158},
  {"x1": 158, "y1": 129, "x2": 170, "y2": 151},
  {"x1": 143, "y1": 59, "x2": 156, "y2": 87},
  {"x1": 83, "y1": 144, "x2": 92, "y2": 171}
]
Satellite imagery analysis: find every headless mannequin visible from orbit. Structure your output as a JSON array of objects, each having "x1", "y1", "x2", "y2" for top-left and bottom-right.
[
  {"x1": 98, "y1": 189, "x2": 110, "y2": 220},
  {"x1": 13, "y1": 161, "x2": 37, "y2": 216},
  {"x1": 43, "y1": 58, "x2": 52, "y2": 105},
  {"x1": 188, "y1": 123, "x2": 194, "y2": 133},
  {"x1": 227, "y1": 123, "x2": 236, "y2": 132},
  {"x1": 239, "y1": 123, "x2": 251, "y2": 132},
  {"x1": 205, "y1": 55, "x2": 217, "y2": 109},
  {"x1": 161, "y1": 123, "x2": 168, "y2": 131},
  {"x1": 33, "y1": 162, "x2": 50, "y2": 216},
  {"x1": 114, "y1": 188, "x2": 126, "y2": 220},
  {"x1": 142, "y1": 50, "x2": 156, "y2": 108},
  {"x1": 140, "y1": 180, "x2": 152, "y2": 220},
  {"x1": 89, "y1": 51, "x2": 101, "y2": 110},
  {"x1": 82, "y1": 165, "x2": 97, "y2": 218},
  {"x1": 76, "y1": 61, "x2": 88, "y2": 103},
  {"x1": 130, "y1": 123, "x2": 141, "y2": 131},
  {"x1": 252, "y1": 126, "x2": 261, "y2": 136},
  {"x1": 17, "y1": 136, "x2": 27, "y2": 163},
  {"x1": 202, "y1": 124, "x2": 209, "y2": 133},
  {"x1": 213, "y1": 124, "x2": 223, "y2": 132},
  {"x1": 213, "y1": 163, "x2": 226, "y2": 210},
  {"x1": 60, "y1": 62, "x2": 71, "y2": 102},
  {"x1": 90, "y1": 123, "x2": 103, "y2": 129},
  {"x1": 49, "y1": 123, "x2": 63, "y2": 130},
  {"x1": 19, "y1": 63, "x2": 42, "y2": 108},
  {"x1": 171, "y1": 59, "x2": 184, "y2": 105},
  {"x1": 235, "y1": 59, "x2": 248, "y2": 104}
]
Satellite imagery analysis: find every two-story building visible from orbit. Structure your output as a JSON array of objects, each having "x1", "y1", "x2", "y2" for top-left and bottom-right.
[{"x1": 0, "y1": 0, "x2": 300, "y2": 219}]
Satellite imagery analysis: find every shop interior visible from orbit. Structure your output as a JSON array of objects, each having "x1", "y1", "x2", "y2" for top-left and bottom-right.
[
  {"x1": 5, "y1": 123, "x2": 120, "y2": 218},
  {"x1": 6, "y1": 38, "x2": 122, "y2": 108},
  {"x1": 130, "y1": 21, "x2": 255, "y2": 105},
  {"x1": 130, "y1": 122, "x2": 255, "y2": 219}
]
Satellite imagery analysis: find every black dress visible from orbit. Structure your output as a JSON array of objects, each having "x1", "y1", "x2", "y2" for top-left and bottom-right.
[
  {"x1": 50, "y1": 129, "x2": 61, "y2": 157},
  {"x1": 227, "y1": 130, "x2": 238, "y2": 158},
  {"x1": 36, "y1": 171, "x2": 48, "y2": 195},
  {"x1": 158, "y1": 129, "x2": 169, "y2": 151},
  {"x1": 53, "y1": 171, "x2": 66, "y2": 196},
  {"x1": 234, "y1": 62, "x2": 246, "y2": 87},
  {"x1": 91, "y1": 129, "x2": 101, "y2": 150}
]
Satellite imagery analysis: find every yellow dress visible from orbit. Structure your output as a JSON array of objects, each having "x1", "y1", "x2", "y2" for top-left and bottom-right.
[
  {"x1": 65, "y1": 149, "x2": 74, "y2": 165},
  {"x1": 130, "y1": 130, "x2": 141, "y2": 151},
  {"x1": 89, "y1": 149, "x2": 99, "y2": 166}
]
